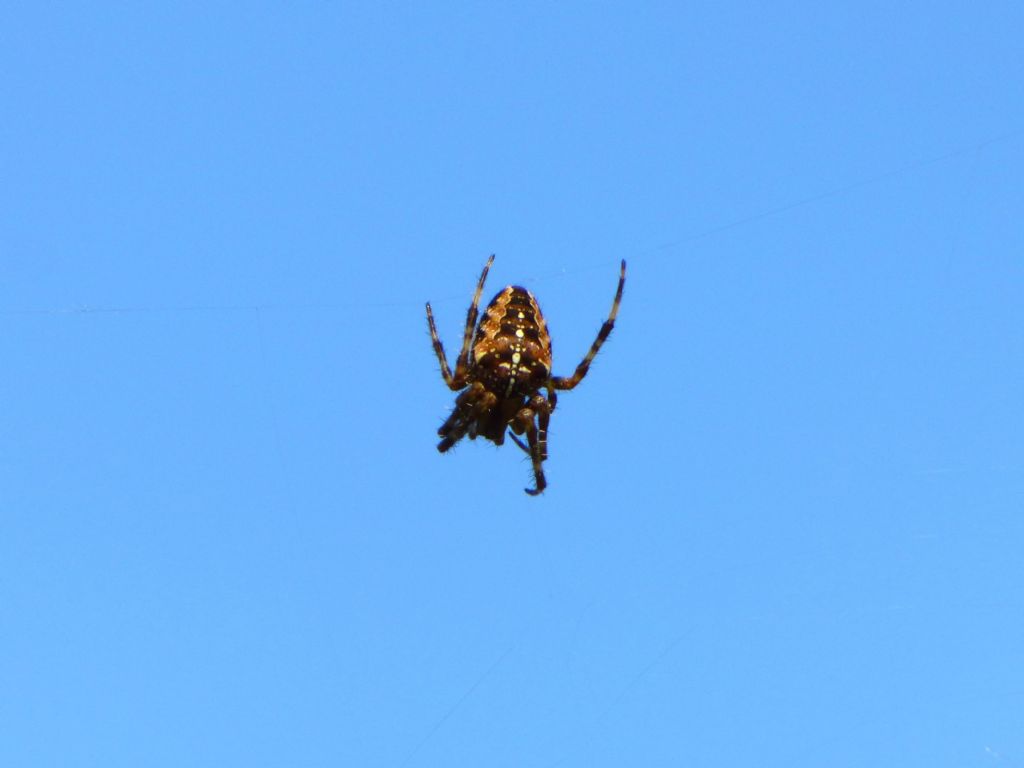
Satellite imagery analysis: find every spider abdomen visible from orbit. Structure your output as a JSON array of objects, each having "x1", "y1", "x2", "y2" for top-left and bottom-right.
[{"x1": 472, "y1": 286, "x2": 552, "y2": 398}]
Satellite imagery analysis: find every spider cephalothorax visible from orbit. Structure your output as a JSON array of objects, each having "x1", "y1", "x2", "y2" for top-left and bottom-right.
[{"x1": 426, "y1": 255, "x2": 626, "y2": 495}]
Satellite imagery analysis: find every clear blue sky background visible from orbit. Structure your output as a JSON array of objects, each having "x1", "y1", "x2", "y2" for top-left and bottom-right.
[{"x1": 2, "y1": 4, "x2": 1022, "y2": 766}]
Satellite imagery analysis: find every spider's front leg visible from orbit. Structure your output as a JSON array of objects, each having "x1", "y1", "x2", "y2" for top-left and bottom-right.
[
  {"x1": 438, "y1": 382, "x2": 496, "y2": 453},
  {"x1": 551, "y1": 259, "x2": 626, "y2": 391},
  {"x1": 511, "y1": 395, "x2": 553, "y2": 495}
]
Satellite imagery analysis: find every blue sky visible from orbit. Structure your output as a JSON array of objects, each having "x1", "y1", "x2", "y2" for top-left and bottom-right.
[{"x1": 2, "y1": 3, "x2": 1023, "y2": 766}]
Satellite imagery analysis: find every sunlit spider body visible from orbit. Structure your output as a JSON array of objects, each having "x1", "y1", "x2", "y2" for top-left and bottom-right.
[{"x1": 426, "y1": 255, "x2": 626, "y2": 495}]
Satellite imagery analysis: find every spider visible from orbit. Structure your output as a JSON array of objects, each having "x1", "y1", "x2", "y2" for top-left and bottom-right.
[{"x1": 426, "y1": 255, "x2": 626, "y2": 495}]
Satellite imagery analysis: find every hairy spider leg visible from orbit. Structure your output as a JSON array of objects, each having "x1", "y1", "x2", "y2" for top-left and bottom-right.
[
  {"x1": 508, "y1": 390, "x2": 553, "y2": 460},
  {"x1": 550, "y1": 259, "x2": 626, "y2": 391},
  {"x1": 425, "y1": 255, "x2": 495, "y2": 391},
  {"x1": 437, "y1": 382, "x2": 497, "y2": 452},
  {"x1": 425, "y1": 302, "x2": 455, "y2": 387},
  {"x1": 511, "y1": 395, "x2": 552, "y2": 495},
  {"x1": 454, "y1": 255, "x2": 495, "y2": 382}
]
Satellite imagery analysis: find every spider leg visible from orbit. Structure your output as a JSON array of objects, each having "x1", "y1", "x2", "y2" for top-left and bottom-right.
[
  {"x1": 510, "y1": 393, "x2": 551, "y2": 459},
  {"x1": 535, "y1": 394, "x2": 551, "y2": 462},
  {"x1": 512, "y1": 396, "x2": 552, "y2": 495},
  {"x1": 508, "y1": 431, "x2": 530, "y2": 454},
  {"x1": 551, "y1": 259, "x2": 626, "y2": 391},
  {"x1": 425, "y1": 302, "x2": 457, "y2": 389},
  {"x1": 452, "y1": 254, "x2": 494, "y2": 384},
  {"x1": 425, "y1": 255, "x2": 494, "y2": 391},
  {"x1": 437, "y1": 383, "x2": 497, "y2": 452}
]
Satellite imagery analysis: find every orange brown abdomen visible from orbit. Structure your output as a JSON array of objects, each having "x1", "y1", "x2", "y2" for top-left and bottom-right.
[{"x1": 471, "y1": 286, "x2": 552, "y2": 399}]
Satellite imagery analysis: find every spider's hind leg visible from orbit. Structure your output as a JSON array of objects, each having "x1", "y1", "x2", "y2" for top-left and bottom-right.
[{"x1": 551, "y1": 259, "x2": 626, "y2": 391}]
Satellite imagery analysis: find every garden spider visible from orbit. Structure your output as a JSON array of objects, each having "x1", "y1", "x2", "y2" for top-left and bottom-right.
[{"x1": 426, "y1": 255, "x2": 626, "y2": 495}]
